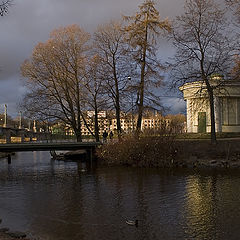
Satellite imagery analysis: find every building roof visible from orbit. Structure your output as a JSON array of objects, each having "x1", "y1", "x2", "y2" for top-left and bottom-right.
[{"x1": 179, "y1": 80, "x2": 240, "y2": 100}]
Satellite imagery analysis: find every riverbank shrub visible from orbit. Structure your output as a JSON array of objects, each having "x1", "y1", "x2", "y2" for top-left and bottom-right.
[
  {"x1": 97, "y1": 137, "x2": 240, "y2": 168},
  {"x1": 96, "y1": 136, "x2": 179, "y2": 167}
]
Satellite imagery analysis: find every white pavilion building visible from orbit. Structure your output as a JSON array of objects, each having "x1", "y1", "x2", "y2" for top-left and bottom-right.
[{"x1": 179, "y1": 79, "x2": 240, "y2": 133}]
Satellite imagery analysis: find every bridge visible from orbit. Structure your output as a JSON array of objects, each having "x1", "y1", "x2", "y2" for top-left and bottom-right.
[
  {"x1": 0, "y1": 142, "x2": 101, "y2": 152},
  {"x1": 0, "y1": 142, "x2": 102, "y2": 164},
  {"x1": 0, "y1": 126, "x2": 49, "y2": 143}
]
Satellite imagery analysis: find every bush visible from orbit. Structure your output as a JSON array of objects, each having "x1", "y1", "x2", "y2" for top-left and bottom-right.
[
  {"x1": 96, "y1": 135, "x2": 179, "y2": 167},
  {"x1": 96, "y1": 136, "x2": 240, "y2": 169}
]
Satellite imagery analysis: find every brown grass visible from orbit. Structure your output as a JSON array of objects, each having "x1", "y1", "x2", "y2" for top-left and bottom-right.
[
  {"x1": 96, "y1": 136, "x2": 240, "y2": 168},
  {"x1": 97, "y1": 136, "x2": 179, "y2": 167}
]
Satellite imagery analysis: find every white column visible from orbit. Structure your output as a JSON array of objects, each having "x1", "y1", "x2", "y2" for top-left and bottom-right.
[
  {"x1": 187, "y1": 99, "x2": 192, "y2": 132},
  {"x1": 214, "y1": 97, "x2": 222, "y2": 133},
  {"x1": 33, "y1": 120, "x2": 37, "y2": 133}
]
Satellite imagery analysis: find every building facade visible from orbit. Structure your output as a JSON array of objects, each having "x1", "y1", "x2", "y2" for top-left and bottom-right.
[
  {"x1": 180, "y1": 80, "x2": 240, "y2": 133},
  {"x1": 80, "y1": 112, "x2": 169, "y2": 136},
  {"x1": 62, "y1": 111, "x2": 185, "y2": 137}
]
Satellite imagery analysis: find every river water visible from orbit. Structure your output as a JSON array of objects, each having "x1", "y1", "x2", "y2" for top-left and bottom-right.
[{"x1": 0, "y1": 152, "x2": 240, "y2": 240}]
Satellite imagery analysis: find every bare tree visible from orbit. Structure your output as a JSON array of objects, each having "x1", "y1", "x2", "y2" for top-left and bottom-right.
[
  {"x1": 0, "y1": 0, "x2": 12, "y2": 16},
  {"x1": 226, "y1": 0, "x2": 240, "y2": 23},
  {"x1": 94, "y1": 21, "x2": 133, "y2": 140},
  {"x1": 165, "y1": 114, "x2": 186, "y2": 134},
  {"x1": 83, "y1": 55, "x2": 108, "y2": 141},
  {"x1": 124, "y1": 0, "x2": 171, "y2": 135},
  {"x1": 171, "y1": 0, "x2": 232, "y2": 144},
  {"x1": 21, "y1": 25, "x2": 91, "y2": 142},
  {"x1": 225, "y1": 0, "x2": 240, "y2": 79}
]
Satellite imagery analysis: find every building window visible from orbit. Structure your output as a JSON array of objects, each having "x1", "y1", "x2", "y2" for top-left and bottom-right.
[
  {"x1": 223, "y1": 98, "x2": 228, "y2": 125},
  {"x1": 222, "y1": 98, "x2": 239, "y2": 125},
  {"x1": 238, "y1": 99, "x2": 240, "y2": 124},
  {"x1": 229, "y1": 98, "x2": 237, "y2": 125}
]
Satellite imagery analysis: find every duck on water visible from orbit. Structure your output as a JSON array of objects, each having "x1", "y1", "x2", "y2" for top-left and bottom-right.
[{"x1": 126, "y1": 220, "x2": 138, "y2": 227}]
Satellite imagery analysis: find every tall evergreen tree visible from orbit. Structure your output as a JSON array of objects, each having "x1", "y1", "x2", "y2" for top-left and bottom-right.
[{"x1": 124, "y1": 0, "x2": 171, "y2": 134}]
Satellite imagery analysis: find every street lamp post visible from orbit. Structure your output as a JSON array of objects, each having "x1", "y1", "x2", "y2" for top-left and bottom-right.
[
  {"x1": 3, "y1": 104, "x2": 7, "y2": 128},
  {"x1": 19, "y1": 111, "x2": 22, "y2": 129},
  {"x1": 127, "y1": 77, "x2": 135, "y2": 132}
]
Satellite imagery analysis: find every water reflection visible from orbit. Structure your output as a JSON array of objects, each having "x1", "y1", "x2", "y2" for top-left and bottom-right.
[
  {"x1": 0, "y1": 153, "x2": 240, "y2": 239},
  {"x1": 184, "y1": 175, "x2": 217, "y2": 239},
  {"x1": 184, "y1": 172, "x2": 240, "y2": 240}
]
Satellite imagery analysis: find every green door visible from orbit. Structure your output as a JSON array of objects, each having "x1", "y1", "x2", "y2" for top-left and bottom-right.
[{"x1": 198, "y1": 112, "x2": 206, "y2": 133}]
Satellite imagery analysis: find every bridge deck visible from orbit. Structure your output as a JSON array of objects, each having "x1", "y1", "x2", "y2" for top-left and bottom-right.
[{"x1": 0, "y1": 142, "x2": 101, "y2": 152}]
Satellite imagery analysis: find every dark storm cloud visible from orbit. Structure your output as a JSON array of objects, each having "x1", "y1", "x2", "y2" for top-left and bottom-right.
[{"x1": 0, "y1": 0, "x2": 184, "y2": 116}]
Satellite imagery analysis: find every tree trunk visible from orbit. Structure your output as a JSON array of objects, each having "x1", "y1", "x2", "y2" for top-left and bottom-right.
[
  {"x1": 136, "y1": 53, "x2": 146, "y2": 135},
  {"x1": 113, "y1": 59, "x2": 122, "y2": 140},
  {"x1": 202, "y1": 62, "x2": 217, "y2": 145},
  {"x1": 75, "y1": 129, "x2": 82, "y2": 142},
  {"x1": 94, "y1": 102, "x2": 100, "y2": 142},
  {"x1": 115, "y1": 102, "x2": 122, "y2": 140},
  {"x1": 136, "y1": 99, "x2": 144, "y2": 133},
  {"x1": 136, "y1": 15, "x2": 148, "y2": 135},
  {"x1": 208, "y1": 89, "x2": 217, "y2": 144}
]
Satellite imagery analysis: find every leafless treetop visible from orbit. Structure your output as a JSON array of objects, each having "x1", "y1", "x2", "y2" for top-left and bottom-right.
[{"x1": 0, "y1": 0, "x2": 12, "y2": 16}]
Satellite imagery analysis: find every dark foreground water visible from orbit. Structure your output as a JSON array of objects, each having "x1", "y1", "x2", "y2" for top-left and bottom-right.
[{"x1": 0, "y1": 152, "x2": 240, "y2": 240}]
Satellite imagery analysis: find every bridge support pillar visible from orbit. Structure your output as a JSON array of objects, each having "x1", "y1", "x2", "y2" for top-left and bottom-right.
[
  {"x1": 86, "y1": 148, "x2": 94, "y2": 167},
  {"x1": 20, "y1": 133, "x2": 25, "y2": 143},
  {"x1": 7, "y1": 154, "x2": 11, "y2": 164},
  {"x1": 5, "y1": 132, "x2": 11, "y2": 144}
]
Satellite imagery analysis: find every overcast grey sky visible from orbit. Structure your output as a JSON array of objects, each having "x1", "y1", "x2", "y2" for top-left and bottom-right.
[{"x1": 0, "y1": 0, "x2": 185, "y2": 117}]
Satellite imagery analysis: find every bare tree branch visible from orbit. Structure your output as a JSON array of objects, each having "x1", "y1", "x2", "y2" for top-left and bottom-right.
[
  {"x1": 0, "y1": 0, "x2": 12, "y2": 16},
  {"x1": 20, "y1": 25, "x2": 91, "y2": 142},
  {"x1": 170, "y1": 0, "x2": 234, "y2": 144}
]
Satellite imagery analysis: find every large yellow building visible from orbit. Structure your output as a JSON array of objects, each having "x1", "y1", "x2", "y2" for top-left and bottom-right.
[
  {"x1": 62, "y1": 111, "x2": 185, "y2": 137},
  {"x1": 76, "y1": 111, "x2": 180, "y2": 136}
]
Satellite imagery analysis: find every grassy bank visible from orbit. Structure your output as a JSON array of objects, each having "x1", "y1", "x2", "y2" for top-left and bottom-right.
[
  {"x1": 176, "y1": 132, "x2": 240, "y2": 139},
  {"x1": 97, "y1": 136, "x2": 240, "y2": 169}
]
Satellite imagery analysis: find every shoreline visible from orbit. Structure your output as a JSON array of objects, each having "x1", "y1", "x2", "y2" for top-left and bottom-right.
[
  {"x1": 0, "y1": 218, "x2": 30, "y2": 240},
  {"x1": 97, "y1": 137, "x2": 240, "y2": 169},
  {"x1": 0, "y1": 231, "x2": 30, "y2": 240}
]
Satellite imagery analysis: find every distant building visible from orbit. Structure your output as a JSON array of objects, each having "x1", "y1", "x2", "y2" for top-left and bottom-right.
[
  {"x1": 57, "y1": 109, "x2": 185, "y2": 138},
  {"x1": 180, "y1": 79, "x2": 240, "y2": 133},
  {"x1": 68, "y1": 111, "x2": 185, "y2": 136},
  {"x1": 87, "y1": 110, "x2": 106, "y2": 118}
]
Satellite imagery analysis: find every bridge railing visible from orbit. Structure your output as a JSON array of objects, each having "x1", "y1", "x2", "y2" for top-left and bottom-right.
[{"x1": 0, "y1": 126, "x2": 102, "y2": 144}]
